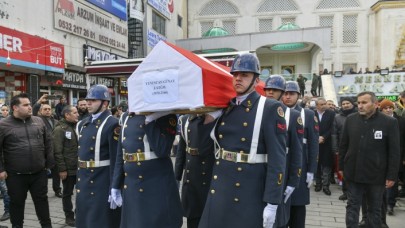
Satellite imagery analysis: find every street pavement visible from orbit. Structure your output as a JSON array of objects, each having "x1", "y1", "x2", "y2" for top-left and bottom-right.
[{"x1": 0, "y1": 180, "x2": 403, "y2": 228}]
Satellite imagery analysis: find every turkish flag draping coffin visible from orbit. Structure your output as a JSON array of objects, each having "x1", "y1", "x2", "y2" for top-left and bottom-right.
[{"x1": 128, "y1": 41, "x2": 235, "y2": 114}]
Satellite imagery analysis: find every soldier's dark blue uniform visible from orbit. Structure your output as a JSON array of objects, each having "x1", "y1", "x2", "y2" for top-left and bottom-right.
[
  {"x1": 112, "y1": 112, "x2": 183, "y2": 228},
  {"x1": 76, "y1": 109, "x2": 121, "y2": 228},
  {"x1": 274, "y1": 106, "x2": 303, "y2": 228},
  {"x1": 289, "y1": 105, "x2": 319, "y2": 228},
  {"x1": 174, "y1": 114, "x2": 216, "y2": 228},
  {"x1": 198, "y1": 91, "x2": 287, "y2": 228}
]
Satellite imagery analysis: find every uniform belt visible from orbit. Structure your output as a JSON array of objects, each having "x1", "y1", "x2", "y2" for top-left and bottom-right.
[
  {"x1": 186, "y1": 147, "x2": 199, "y2": 155},
  {"x1": 78, "y1": 160, "x2": 110, "y2": 168},
  {"x1": 303, "y1": 138, "x2": 307, "y2": 144},
  {"x1": 123, "y1": 152, "x2": 157, "y2": 162},
  {"x1": 219, "y1": 149, "x2": 267, "y2": 163}
]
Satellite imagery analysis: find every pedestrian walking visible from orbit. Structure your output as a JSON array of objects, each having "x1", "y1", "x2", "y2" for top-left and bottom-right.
[
  {"x1": 296, "y1": 74, "x2": 307, "y2": 97},
  {"x1": 310, "y1": 73, "x2": 319, "y2": 97}
]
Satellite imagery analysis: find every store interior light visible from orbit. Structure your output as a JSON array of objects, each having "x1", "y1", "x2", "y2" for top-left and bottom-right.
[
  {"x1": 6, "y1": 51, "x2": 11, "y2": 66},
  {"x1": 36, "y1": 54, "x2": 39, "y2": 64},
  {"x1": 334, "y1": 71, "x2": 343, "y2": 77},
  {"x1": 380, "y1": 69, "x2": 389, "y2": 75}
]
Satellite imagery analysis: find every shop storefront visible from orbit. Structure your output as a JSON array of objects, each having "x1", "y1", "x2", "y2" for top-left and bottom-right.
[{"x1": 0, "y1": 25, "x2": 64, "y2": 104}]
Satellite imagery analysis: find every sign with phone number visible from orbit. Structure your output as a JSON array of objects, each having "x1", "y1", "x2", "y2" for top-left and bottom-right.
[{"x1": 53, "y1": 0, "x2": 128, "y2": 52}]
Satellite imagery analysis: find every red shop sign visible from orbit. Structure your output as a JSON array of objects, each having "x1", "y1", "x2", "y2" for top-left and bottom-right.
[{"x1": 0, "y1": 26, "x2": 64, "y2": 73}]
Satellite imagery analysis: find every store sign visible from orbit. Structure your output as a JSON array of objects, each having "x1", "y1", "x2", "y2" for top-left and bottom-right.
[
  {"x1": 147, "y1": 29, "x2": 166, "y2": 48},
  {"x1": 63, "y1": 70, "x2": 86, "y2": 89},
  {"x1": 85, "y1": 0, "x2": 127, "y2": 21},
  {"x1": 84, "y1": 45, "x2": 126, "y2": 61},
  {"x1": 333, "y1": 72, "x2": 405, "y2": 96},
  {"x1": 88, "y1": 75, "x2": 114, "y2": 87},
  {"x1": 54, "y1": 0, "x2": 128, "y2": 52},
  {"x1": 130, "y1": 0, "x2": 145, "y2": 21},
  {"x1": 147, "y1": 0, "x2": 172, "y2": 19},
  {"x1": 0, "y1": 25, "x2": 64, "y2": 73}
]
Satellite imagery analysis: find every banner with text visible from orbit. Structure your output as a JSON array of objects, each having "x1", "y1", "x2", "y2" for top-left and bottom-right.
[
  {"x1": 147, "y1": 29, "x2": 166, "y2": 48},
  {"x1": 147, "y1": 0, "x2": 173, "y2": 19},
  {"x1": 54, "y1": 0, "x2": 128, "y2": 52}
]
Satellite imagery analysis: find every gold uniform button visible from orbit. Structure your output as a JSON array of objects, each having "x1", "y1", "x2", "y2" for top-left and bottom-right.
[
  {"x1": 243, "y1": 122, "x2": 248, "y2": 127},
  {"x1": 77, "y1": 189, "x2": 80, "y2": 193},
  {"x1": 186, "y1": 170, "x2": 190, "y2": 173},
  {"x1": 237, "y1": 167, "x2": 242, "y2": 171},
  {"x1": 187, "y1": 129, "x2": 190, "y2": 132},
  {"x1": 90, "y1": 181, "x2": 94, "y2": 184},
  {"x1": 124, "y1": 173, "x2": 128, "y2": 177},
  {"x1": 202, "y1": 172, "x2": 206, "y2": 175},
  {"x1": 137, "y1": 149, "x2": 142, "y2": 152},
  {"x1": 246, "y1": 108, "x2": 250, "y2": 112},
  {"x1": 187, "y1": 159, "x2": 190, "y2": 163},
  {"x1": 240, "y1": 150, "x2": 244, "y2": 153},
  {"x1": 211, "y1": 189, "x2": 215, "y2": 194},
  {"x1": 138, "y1": 137, "x2": 142, "y2": 140},
  {"x1": 139, "y1": 188, "x2": 144, "y2": 192},
  {"x1": 221, "y1": 122, "x2": 225, "y2": 126},
  {"x1": 78, "y1": 178, "x2": 80, "y2": 181},
  {"x1": 186, "y1": 180, "x2": 190, "y2": 183},
  {"x1": 124, "y1": 185, "x2": 127, "y2": 189},
  {"x1": 216, "y1": 161, "x2": 220, "y2": 165},
  {"x1": 139, "y1": 125, "x2": 143, "y2": 128},
  {"x1": 90, "y1": 147, "x2": 94, "y2": 151},
  {"x1": 234, "y1": 198, "x2": 239, "y2": 202},
  {"x1": 91, "y1": 192, "x2": 94, "y2": 195},
  {"x1": 213, "y1": 175, "x2": 218, "y2": 180},
  {"x1": 139, "y1": 175, "x2": 143, "y2": 179},
  {"x1": 96, "y1": 126, "x2": 99, "y2": 128},
  {"x1": 124, "y1": 125, "x2": 127, "y2": 128},
  {"x1": 79, "y1": 134, "x2": 82, "y2": 138},
  {"x1": 137, "y1": 162, "x2": 141, "y2": 166},
  {"x1": 203, "y1": 182, "x2": 206, "y2": 185},
  {"x1": 78, "y1": 146, "x2": 81, "y2": 149},
  {"x1": 92, "y1": 136, "x2": 95, "y2": 140},
  {"x1": 241, "y1": 138, "x2": 246, "y2": 142},
  {"x1": 202, "y1": 161, "x2": 205, "y2": 165},
  {"x1": 219, "y1": 134, "x2": 223, "y2": 139},
  {"x1": 123, "y1": 137, "x2": 126, "y2": 140},
  {"x1": 235, "y1": 183, "x2": 240, "y2": 187},
  {"x1": 90, "y1": 170, "x2": 94, "y2": 173}
]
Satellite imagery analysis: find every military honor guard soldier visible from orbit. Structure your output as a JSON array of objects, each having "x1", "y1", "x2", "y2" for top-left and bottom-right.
[
  {"x1": 110, "y1": 110, "x2": 183, "y2": 228},
  {"x1": 198, "y1": 53, "x2": 287, "y2": 228},
  {"x1": 281, "y1": 81, "x2": 319, "y2": 228},
  {"x1": 75, "y1": 85, "x2": 121, "y2": 228},
  {"x1": 263, "y1": 75, "x2": 303, "y2": 228},
  {"x1": 174, "y1": 110, "x2": 222, "y2": 228}
]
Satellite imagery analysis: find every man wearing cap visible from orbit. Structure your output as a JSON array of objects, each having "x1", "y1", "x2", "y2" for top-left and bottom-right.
[
  {"x1": 263, "y1": 75, "x2": 303, "y2": 228},
  {"x1": 75, "y1": 85, "x2": 121, "y2": 228},
  {"x1": 281, "y1": 81, "x2": 319, "y2": 228},
  {"x1": 332, "y1": 97, "x2": 357, "y2": 201},
  {"x1": 198, "y1": 53, "x2": 286, "y2": 228},
  {"x1": 339, "y1": 92, "x2": 400, "y2": 228}
]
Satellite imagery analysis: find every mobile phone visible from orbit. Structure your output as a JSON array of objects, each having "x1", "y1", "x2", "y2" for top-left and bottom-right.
[{"x1": 47, "y1": 95, "x2": 58, "y2": 100}]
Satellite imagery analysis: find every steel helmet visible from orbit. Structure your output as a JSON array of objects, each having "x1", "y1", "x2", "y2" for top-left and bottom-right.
[
  {"x1": 285, "y1": 81, "x2": 300, "y2": 94},
  {"x1": 85, "y1": 84, "x2": 111, "y2": 101},
  {"x1": 230, "y1": 53, "x2": 261, "y2": 75},
  {"x1": 264, "y1": 75, "x2": 286, "y2": 91}
]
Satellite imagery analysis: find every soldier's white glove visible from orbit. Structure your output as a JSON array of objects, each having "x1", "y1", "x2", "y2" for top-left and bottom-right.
[
  {"x1": 283, "y1": 186, "x2": 295, "y2": 203},
  {"x1": 263, "y1": 203, "x2": 278, "y2": 228},
  {"x1": 145, "y1": 111, "x2": 172, "y2": 124},
  {"x1": 206, "y1": 110, "x2": 222, "y2": 120},
  {"x1": 306, "y1": 172, "x2": 314, "y2": 188},
  {"x1": 109, "y1": 188, "x2": 122, "y2": 209}
]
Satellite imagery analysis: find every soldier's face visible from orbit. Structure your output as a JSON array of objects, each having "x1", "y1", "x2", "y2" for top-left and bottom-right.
[
  {"x1": 232, "y1": 72, "x2": 257, "y2": 95},
  {"x1": 86, "y1": 99, "x2": 102, "y2": 114},
  {"x1": 264, "y1": 88, "x2": 282, "y2": 100},
  {"x1": 282, "y1": 92, "x2": 299, "y2": 107}
]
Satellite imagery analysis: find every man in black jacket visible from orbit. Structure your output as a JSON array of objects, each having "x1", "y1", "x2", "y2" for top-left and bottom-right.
[
  {"x1": 339, "y1": 92, "x2": 400, "y2": 228},
  {"x1": 0, "y1": 93, "x2": 54, "y2": 228}
]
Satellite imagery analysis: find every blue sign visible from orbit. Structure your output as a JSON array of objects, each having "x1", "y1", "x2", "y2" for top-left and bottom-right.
[
  {"x1": 0, "y1": 91, "x2": 6, "y2": 98},
  {"x1": 86, "y1": 0, "x2": 127, "y2": 21},
  {"x1": 147, "y1": 29, "x2": 166, "y2": 48}
]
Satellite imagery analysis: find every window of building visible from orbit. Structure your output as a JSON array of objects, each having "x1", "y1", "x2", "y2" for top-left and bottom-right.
[
  {"x1": 319, "y1": 16, "x2": 334, "y2": 43},
  {"x1": 316, "y1": 0, "x2": 360, "y2": 9},
  {"x1": 177, "y1": 15, "x2": 183, "y2": 28},
  {"x1": 281, "y1": 17, "x2": 296, "y2": 25},
  {"x1": 257, "y1": 0, "x2": 298, "y2": 13},
  {"x1": 200, "y1": 21, "x2": 214, "y2": 36},
  {"x1": 342, "y1": 15, "x2": 357, "y2": 44},
  {"x1": 199, "y1": 0, "x2": 239, "y2": 16},
  {"x1": 223, "y1": 21, "x2": 236, "y2": 35},
  {"x1": 259, "y1": 18, "x2": 273, "y2": 32},
  {"x1": 152, "y1": 11, "x2": 166, "y2": 36}
]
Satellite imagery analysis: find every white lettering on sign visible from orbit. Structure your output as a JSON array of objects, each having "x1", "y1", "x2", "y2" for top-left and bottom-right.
[
  {"x1": 142, "y1": 68, "x2": 179, "y2": 103},
  {"x1": 49, "y1": 45, "x2": 63, "y2": 65},
  {"x1": 0, "y1": 33, "x2": 23, "y2": 53}
]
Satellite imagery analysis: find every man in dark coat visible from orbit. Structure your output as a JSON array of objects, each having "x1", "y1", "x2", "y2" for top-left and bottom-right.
[
  {"x1": 75, "y1": 85, "x2": 121, "y2": 228},
  {"x1": 296, "y1": 74, "x2": 307, "y2": 97},
  {"x1": 310, "y1": 73, "x2": 319, "y2": 97},
  {"x1": 314, "y1": 97, "x2": 335, "y2": 195},
  {"x1": 53, "y1": 105, "x2": 79, "y2": 226},
  {"x1": 282, "y1": 81, "x2": 319, "y2": 228},
  {"x1": 174, "y1": 111, "x2": 220, "y2": 228},
  {"x1": 332, "y1": 97, "x2": 357, "y2": 201},
  {"x1": 199, "y1": 54, "x2": 286, "y2": 228},
  {"x1": 339, "y1": 92, "x2": 400, "y2": 228}
]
